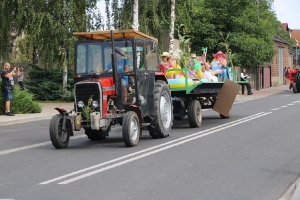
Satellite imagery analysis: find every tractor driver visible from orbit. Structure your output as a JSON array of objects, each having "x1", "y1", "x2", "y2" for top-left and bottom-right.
[{"x1": 103, "y1": 47, "x2": 129, "y2": 102}]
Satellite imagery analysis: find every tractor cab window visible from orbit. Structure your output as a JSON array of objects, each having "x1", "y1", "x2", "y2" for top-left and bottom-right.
[
  {"x1": 76, "y1": 43, "x2": 102, "y2": 74},
  {"x1": 75, "y1": 41, "x2": 133, "y2": 75},
  {"x1": 145, "y1": 42, "x2": 159, "y2": 70},
  {"x1": 136, "y1": 43, "x2": 145, "y2": 70}
]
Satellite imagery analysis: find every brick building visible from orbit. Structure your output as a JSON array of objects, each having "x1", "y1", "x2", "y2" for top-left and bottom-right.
[
  {"x1": 290, "y1": 29, "x2": 300, "y2": 65},
  {"x1": 269, "y1": 35, "x2": 292, "y2": 86}
]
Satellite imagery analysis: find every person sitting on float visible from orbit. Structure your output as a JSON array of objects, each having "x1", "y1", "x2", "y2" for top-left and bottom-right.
[
  {"x1": 208, "y1": 51, "x2": 231, "y2": 81},
  {"x1": 186, "y1": 53, "x2": 203, "y2": 79},
  {"x1": 202, "y1": 60, "x2": 219, "y2": 82},
  {"x1": 168, "y1": 54, "x2": 182, "y2": 79},
  {"x1": 161, "y1": 52, "x2": 173, "y2": 78}
]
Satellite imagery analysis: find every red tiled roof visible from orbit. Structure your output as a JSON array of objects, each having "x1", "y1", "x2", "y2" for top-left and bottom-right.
[{"x1": 282, "y1": 23, "x2": 289, "y2": 31}]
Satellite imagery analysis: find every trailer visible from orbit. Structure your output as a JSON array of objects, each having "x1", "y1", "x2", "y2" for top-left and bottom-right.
[{"x1": 164, "y1": 67, "x2": 241, "y2": 128}]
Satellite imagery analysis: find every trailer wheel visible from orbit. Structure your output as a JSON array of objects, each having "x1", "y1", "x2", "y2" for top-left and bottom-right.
[
  {"x1": 293, "y1": 82, "x2": 297, "y2": 93},
  {"x1": 84, "y1": 126, "x2": 110, "y2": 140},
  {"x1": 148, "y1": 80, "x2": 173, "y2": 138},
  {"x1": 220, "y1": 109, "x2": 232, "y2": 119},
  {"x1": 187, "y1": 100, "x2": 202, "y2": 128},
  {"x1": 49, "y1": 114, "x2": 69, "y2": 149},
  {"x1": 122, "y1": 111, "x2": 140, "y2": 147}
]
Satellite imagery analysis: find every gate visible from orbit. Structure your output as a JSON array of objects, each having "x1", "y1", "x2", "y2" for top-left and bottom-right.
[{"x1": 261, "y1": 66, "x2": 271, "y2": 88}]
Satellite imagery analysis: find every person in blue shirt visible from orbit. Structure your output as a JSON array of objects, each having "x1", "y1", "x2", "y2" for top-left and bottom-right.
[{"x1": 103, "y1": 47, "x2": 130, "y2": 102}]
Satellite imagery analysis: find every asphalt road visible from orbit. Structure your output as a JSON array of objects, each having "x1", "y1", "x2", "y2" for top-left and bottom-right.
[{"x1": 1, "y1": 91, "x2": 300, "y2": 200}]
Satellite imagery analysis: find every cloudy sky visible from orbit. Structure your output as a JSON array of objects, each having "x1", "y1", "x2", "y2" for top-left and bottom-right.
[
  {"x1": 272, "y1": 0, "x2": 300, "y2": 29},
  {"x1": 97, "y1": 0, "x2": 300, "y2": 30}
]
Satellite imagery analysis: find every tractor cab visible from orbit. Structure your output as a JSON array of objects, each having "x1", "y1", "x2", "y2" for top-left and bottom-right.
[{"x1": 73, "y1": 30, "x2": 162, "y2": 108}]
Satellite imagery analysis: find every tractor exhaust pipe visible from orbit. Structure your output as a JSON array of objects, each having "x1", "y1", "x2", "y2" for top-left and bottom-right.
[{"x1": 110, "y1": 30, "x2": 118, "y2": 94}]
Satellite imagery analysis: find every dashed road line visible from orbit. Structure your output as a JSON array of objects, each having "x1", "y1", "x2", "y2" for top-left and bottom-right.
[{"x1": 39, "y1": 112, "x2": 271, "y2": 185}]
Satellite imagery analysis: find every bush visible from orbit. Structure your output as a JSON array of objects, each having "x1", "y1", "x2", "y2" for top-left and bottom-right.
[
  {"x1": 25, "y1": 64, "x2": 74, "y2": 101},
  {"x1": 0, "y1": 86, "x2": 42, "y2": 115}
]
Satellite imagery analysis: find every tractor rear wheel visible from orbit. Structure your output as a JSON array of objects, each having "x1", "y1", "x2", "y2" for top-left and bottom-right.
[
  {"x1": 122, "y1": 111, "x2": 140, "y2": 147},
  {"x1": 49, "y1": 114, "x2": 70, "y2": 149},
  {"x1": 187, "y1": 100, "x2": 202, "y2": 128},
  {"x1": 148, "y1": 80, "x2": 173, "y2": 138},
  {"x1": 84, "y1": 126, "x2": 110, "y2": 140}
]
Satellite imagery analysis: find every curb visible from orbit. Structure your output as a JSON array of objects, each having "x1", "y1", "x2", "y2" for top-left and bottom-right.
[
  {"x1": 280, "y1": 177, "x2": 300, "y2": 200},
  {"x1": 0, "y1": 115, "x2": 52, "y2": 126}
]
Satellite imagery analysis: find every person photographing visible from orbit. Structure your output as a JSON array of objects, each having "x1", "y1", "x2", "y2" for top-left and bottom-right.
[
  {"x1": 240, "y1": 68, "x2": 253, "y2": 95},
  {"x1": 1, "y1": 62, "x2": 17, "y2": 116}
]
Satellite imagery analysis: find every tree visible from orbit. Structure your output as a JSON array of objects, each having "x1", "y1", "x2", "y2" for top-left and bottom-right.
[
  {"x1": 169, "y1": 0, "x2": 175, "y2": 53},
  {"x1": 105, "y1": 0, "x2": 111, "y2": 29},
  {"x1": 184, "y1": 0, "x2": 281, "y2": 68},
  {"x1": 0, "y1": 0, "x2": 99, "y2": 67},
  {"x1": 132, "y1": 0, "x2": 139, "y2": 30}
]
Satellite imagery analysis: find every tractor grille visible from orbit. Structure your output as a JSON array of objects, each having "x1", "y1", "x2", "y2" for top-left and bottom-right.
[{"x1": 75, "y1": 82, "x2": 102, "y2": 113}]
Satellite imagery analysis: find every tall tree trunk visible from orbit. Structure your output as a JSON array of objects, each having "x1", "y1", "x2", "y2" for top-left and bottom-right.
[
  {"x1": 105, "y1": 0, "x2": 111, "y2": 29},
  {"x1": 132, "y1": 0, "x2": 139, "y2": 30},
  {"x1": 60, "y1": 47, "x2": 68, "y2": 97},
  {"x1": 62, "y1": 0, "x2": 68, "y2": 97},
  {"x1": 169, "y1": 0, "x2": 175, "y2": 54},
  {"x1": 32, "y1": 45, "x2": 39, "y2": 65}
]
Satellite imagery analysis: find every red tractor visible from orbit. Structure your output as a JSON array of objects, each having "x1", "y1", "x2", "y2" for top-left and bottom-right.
[
  {"x1": 287, "y1": 68, "x2": 300, "y2": 93},
  {"x1": 49, "y1": 30, "x2": 173, "y2": 148}
]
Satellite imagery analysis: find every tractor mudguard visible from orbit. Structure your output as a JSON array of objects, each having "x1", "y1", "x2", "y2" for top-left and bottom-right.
[
  {"x1": 126, "y1": 105, "x2": 142, "y2": 124},
  {"x1": 54, "y1": 107, "x2": 68, "y2": 115},
  {"x1": 54, "y1": 107, "x2": 74, "y2": 136}
]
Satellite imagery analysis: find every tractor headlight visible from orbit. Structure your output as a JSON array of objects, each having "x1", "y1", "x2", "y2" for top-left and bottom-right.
[
  {"x1": 92, "y1": 101, "x2": 99, "y2": 108},
  {"x1": 77, "y1": 101, "x2": 84, "y2": 108}
]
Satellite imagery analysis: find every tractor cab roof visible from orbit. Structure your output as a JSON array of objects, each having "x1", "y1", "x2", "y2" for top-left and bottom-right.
[{"x1": 73, "y1": 29, "x2": 158, "y2": 42}]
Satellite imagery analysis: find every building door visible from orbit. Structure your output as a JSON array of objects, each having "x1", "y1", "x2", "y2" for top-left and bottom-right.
[{"x1": 278, "y1": 47, "x2": 284, "y2": 85}]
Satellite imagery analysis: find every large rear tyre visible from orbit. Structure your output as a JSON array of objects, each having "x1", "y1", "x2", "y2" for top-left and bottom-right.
[
  {"x1": 122, "y1": 111, "x2": 140, "y2": 147},
  {"x1": 49, "y1": 114, "x2": 70, "y2": 149},
  {"x1": 148, "y1": 81, "x2": 173, "y2": 138},
  {"x1": 187, "y1": 100, "x2": 202, "y2": 128},
  {"x1": 84, "y1": 126, "x2": 110, "y2": 140},
  {"x1": 293, "y1": 82, "x2": 297, "y2": 93}
]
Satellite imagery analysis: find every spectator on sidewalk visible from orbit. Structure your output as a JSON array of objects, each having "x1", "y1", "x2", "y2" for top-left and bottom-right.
[
  {"x1": 1, "y1": 62, "x2": 17, "y2": 116},
  {"x1": 17, "y1": 67, "x2": 25, "y2": 90},
  {"x1": 240, "y1": 68, "x2": 253, "y2": 95},
  {"x1": 284, "y1": 66, "x2": 290, "y2": 85}
]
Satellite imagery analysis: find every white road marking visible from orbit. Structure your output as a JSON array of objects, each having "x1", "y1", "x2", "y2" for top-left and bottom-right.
[
  {"x1": 281, "y1": 106, "x2": 288, "y2": 108},
  {"x1": 271, "y1": 108, "x2": 281, "y2": 111},
  {"x1": 39, "y1": 112, "x2": 271, "y2": 185},
  {"x1": 288, "y1": 104, "x2": 294, "y2": 105},
  {"x1": 0, "y1": 127, "x2": 121, "y2": 156},
  {"x1": 0, "y1": 135, "x2": 84, "y2": 156}
]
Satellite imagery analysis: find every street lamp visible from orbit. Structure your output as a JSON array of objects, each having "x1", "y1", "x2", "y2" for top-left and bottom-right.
[{"x1": 296, "y1": 39, "x2": 299, "y2": 67}]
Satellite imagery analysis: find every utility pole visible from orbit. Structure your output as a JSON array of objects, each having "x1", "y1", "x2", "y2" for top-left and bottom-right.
[
  {"x1": 255, "y1": 0, "x2": 260, "y2": 90},
  {"x1": 296, "y1": 39, "x2": 299, "y2": 67}
]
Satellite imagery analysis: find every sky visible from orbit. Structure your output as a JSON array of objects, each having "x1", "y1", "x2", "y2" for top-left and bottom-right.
[
  {"x1": 272, "y1": 0, "x2": 300, "y2": 29},
  {"x1": 97, "y1": 0, "x2": 300, "y2": 30}
]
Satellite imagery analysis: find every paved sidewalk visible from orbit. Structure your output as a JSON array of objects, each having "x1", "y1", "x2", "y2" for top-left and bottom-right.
[{"x1": 0, "y1": 84, "x2": 291, "y2": 126}]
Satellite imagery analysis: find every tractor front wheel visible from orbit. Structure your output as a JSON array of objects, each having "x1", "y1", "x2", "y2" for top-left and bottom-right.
[
  {"x1": 49, "y1": 114, "x2": 70, "y2": 149},
  {"x1": 122, "y1": 111, "x2": 140, "y2": 147}
]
